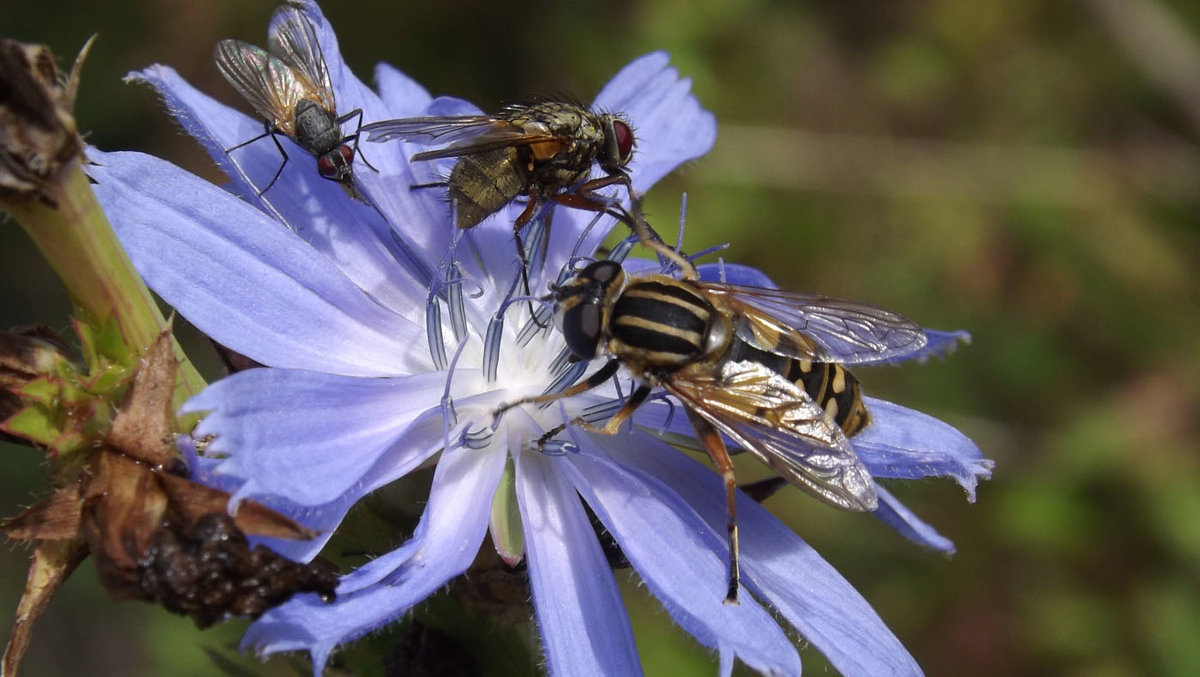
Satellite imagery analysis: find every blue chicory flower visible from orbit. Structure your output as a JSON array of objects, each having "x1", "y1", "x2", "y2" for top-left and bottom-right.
[{"x1": 87, "y1": 1, "x2": 992, "y2": 674}]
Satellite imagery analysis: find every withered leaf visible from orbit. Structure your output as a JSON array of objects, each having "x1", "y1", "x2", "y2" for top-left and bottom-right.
[
  {"x1": 4, "y1": 330, "x2": 338, "y2": 674},
  {"x1": 1, "y1": 539, "x2": 87, "y2": 677}
]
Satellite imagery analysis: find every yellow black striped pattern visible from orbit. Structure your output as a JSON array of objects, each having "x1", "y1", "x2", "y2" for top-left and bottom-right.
[
  {"x1": 608, "y1": 279, "x2": 714, "y2": 367},
  {"x1": 785, "y1": 359, "x2": 870, "y2": 436}
]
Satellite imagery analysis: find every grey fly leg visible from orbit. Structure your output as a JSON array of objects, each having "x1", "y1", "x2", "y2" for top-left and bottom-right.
[
  {"x1": 225, "y1": 123, "x2": 290, "y2": 196},
  {"x1": 338, "y1": 108, "x2": 378, "y2": 172}
]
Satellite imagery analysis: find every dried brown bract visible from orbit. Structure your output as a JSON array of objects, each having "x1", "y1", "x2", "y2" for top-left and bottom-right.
[{"x1": 0, "y1": 36, "x2": 92, "y2": 207}]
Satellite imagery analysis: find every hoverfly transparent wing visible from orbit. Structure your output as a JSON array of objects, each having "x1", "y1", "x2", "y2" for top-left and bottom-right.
[
  {"x1": 266, "y1": 5, "x2": 335, "y2": 112},
  {"x1": 699, "y1": 282, "x2": 929, "y2": 365},
  {"x1": 214, "y1": 40, "x2": 293, "y2": 129},
  {"x1": 665, "y1": 359, "x2": 878, "y2": 511}
]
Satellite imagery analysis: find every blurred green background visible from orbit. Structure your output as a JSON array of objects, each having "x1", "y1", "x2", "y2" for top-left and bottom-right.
[{"x1": 3, "y1": 0, "x2": 1199, "y2": 675}]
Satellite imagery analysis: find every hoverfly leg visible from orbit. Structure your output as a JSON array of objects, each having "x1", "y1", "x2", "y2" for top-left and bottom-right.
[
  {"x1": 684, "y1": 409, "x2": 741, "y2": 605},
  {"x1": 493, "y1": 359, "x2": 621, "y2": 423},
  {"x1": 535, "y1": 382, "x2": 652, "y2": 447},
  {"x1": 338, "y1": 108, "x2": 378, "y2": 173}
]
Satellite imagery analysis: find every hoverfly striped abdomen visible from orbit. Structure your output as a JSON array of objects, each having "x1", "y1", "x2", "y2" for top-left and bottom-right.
[
  {"x1": 609, "y1": 279, "x2": 719, "y2": 368},
  {"x1": 788, "y1": 359, "x2": 870, "y2": 436},
  {"x1": 727, "y1": 340, "x2": 870, "y2": 437}
]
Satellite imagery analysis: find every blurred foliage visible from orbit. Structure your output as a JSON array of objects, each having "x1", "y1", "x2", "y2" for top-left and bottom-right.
[{"x1": 3, "y1": 0, "x2": 1199, "y2": 675}]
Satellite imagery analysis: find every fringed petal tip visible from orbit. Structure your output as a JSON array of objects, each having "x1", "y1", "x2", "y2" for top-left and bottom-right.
[
  {"x1": 920, "y1": 328, "x2": 971, "y2": 360},
  {"x1": 855, "y1": 397, "x2": 991, "y2": 500}
]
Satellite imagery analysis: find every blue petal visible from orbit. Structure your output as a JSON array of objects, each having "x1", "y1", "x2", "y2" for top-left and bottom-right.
[
  {"x1": 595, "y1": 431, "x2": 922, "y2": 676},
  {"x1": 423, "y1": 95, "x2": 485, "y2": 118},
  {"x1": 183, "y1": 369, "x2": 446, "y2": 506},
  {"x1": 373, "y1": 62, "x2": 431, "y2": 115},
  {"x1": 876, "y1": 329, "x2": 972, "y2": 365},
  {"x1": 243, "y1": 443, "x2": 507, "y2": 670},
  {"x1": 86, "y1": 149, "x2": 428, "y2": 376},
  {"x1": 566, "y1": 433, "x2": 801, "y2": 676},
  {"x1": 592, "y1": 52, "x2": 717, "y2": 192},
  {"x1": 190, "y1": 405, "x2": 454, "y2": 564},
  {"x1": 872, "y1": 485, "x2": 956, "y2": 553},
  {"x1": 517, "y1": 452, "x2": 642, "y2": 676},
  {"x1": 854, "y1": 397, "x2": 992, "y2": 500}
]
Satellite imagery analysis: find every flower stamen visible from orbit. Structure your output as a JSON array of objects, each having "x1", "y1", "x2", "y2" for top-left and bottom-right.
[
  {"x1": 482, "y1": 269, "x2": 526, "y2": 384},
  {"x1": 438, "y1": 323, "x2": 473, "y2": 452}
]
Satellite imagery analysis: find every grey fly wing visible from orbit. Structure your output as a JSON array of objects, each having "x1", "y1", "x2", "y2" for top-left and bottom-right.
[
  {"x1": 214, "y1": 40, "x2": 289, "y2": 127},
  {"x1": 267, "y1": 5, "x2": 335, "y2": 111}
]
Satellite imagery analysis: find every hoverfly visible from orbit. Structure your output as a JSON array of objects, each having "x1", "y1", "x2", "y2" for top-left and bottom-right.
[
  {"x1": 362, "y1": 100, "x2": 679, "y2": 269},
  {"x1": 214, "y1": 5, "x2": 372, "y2": 200},
  {"x1": 497, "y1": 260, "x2": 932, "y2": 603}
]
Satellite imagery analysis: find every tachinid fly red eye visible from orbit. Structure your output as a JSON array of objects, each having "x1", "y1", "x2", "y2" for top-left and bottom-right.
[
  {"x1": 362, "y1": 101, "x2": 674, "y2": 275},
  {"x1": 613, "y1": 119, "x2": 634, "y2": 164}
]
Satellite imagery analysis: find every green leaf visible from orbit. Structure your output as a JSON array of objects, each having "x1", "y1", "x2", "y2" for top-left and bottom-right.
[{"x1": 2, "y1": 406, "x2": 59, "y2": 446}]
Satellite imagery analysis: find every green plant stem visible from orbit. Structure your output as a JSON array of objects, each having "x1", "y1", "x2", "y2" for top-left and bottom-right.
[{"x1": 5, "y1": 159, "x2": 206, "y2": 409}]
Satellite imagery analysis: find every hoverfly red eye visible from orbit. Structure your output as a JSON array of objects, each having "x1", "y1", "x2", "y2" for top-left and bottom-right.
[{"x1": 613, "y1": 120, "x2": 634, "y2": 164}]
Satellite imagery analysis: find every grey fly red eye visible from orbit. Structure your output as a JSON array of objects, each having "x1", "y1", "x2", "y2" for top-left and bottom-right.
[
  {"x1": 317, "y1": 154, "x2": 336, "y2": 178},
  {"x1": 613, "y1": 119, "x2": 634, "y2": 165},
  {"x1": 317, "y1": 146, "x2": 353, "y2": 179}
]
